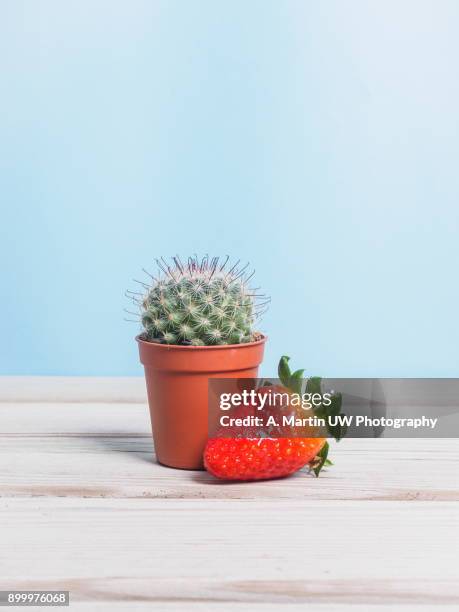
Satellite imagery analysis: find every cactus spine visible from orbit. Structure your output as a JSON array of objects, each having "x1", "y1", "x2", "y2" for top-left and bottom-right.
[{"x1": 129, "y1": 256, "x2": 269, "y2": 345}]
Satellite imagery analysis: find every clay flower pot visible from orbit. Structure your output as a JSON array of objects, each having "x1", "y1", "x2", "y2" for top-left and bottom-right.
[{"x1": 137, "y1": 334, "x2": 267, "y2": 469}]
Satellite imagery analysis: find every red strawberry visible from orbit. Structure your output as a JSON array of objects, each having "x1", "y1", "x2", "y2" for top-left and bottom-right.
[
  {"x1": 203, "y1": 436, "x2": 326, "y2": 481},
  {"x1": 203, "y1": 354, "x2": 346, "y2": 481}
]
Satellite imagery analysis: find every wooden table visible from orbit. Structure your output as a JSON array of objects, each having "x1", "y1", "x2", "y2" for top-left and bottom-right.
[{"x1": 0, "y1": 378, "x2": 458, "y2": 611}]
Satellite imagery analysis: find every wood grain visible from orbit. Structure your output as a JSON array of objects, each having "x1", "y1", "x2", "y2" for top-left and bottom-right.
[
  {"x1": 0, "y1": 499, "x2": 458, "y2": 607},
  {"x1": 0, "y1": 389, "x2": 458, "y2": 610},
  {"x1": 0, "y1": 403, "x2": 457, "y2": 501}
]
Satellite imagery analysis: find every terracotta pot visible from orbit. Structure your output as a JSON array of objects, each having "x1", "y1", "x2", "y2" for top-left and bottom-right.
[{"x1": 137, "y1": 335, "x2": 267, "y2": 470}]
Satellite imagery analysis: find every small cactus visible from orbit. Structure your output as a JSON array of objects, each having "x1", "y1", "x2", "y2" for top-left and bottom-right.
[{"x1": 127, "y1": 256, "x2": 269, "y2": 345}]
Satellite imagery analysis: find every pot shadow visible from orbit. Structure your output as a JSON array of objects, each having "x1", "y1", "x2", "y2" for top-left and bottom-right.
[
  {"x1": 81, "y1": 435, "x2": 287, "y2": 484},
  {"x1": 82, "y1": 434, "x2": 157, "y2": 465}
]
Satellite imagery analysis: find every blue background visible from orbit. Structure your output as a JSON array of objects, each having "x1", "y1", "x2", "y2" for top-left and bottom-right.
[{"x1": 1, "y1": 1, "x2": 458, "y2": 377}]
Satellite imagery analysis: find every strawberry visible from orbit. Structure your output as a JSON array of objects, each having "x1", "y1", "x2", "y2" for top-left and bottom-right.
[
  {"x1": 203, "y1": 355, "x2": 346, "y2": 481},
  {"x1": 204, "y1": 436, "x2": 326, "y2": 481}
]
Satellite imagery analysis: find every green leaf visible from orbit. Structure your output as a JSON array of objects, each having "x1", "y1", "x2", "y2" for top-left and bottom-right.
[
  {"x1": 312, "y1": 441, "x2": 329, "y2": 477},
  {"x1": 308, "y1": 377, "x2": 326, "y2": 419},
  {"x1": 327, "y1": 419, "x2": 348, "y2": 442},
  {"x1": 278, "y1": 356, "x2": 291, "y2": 388},
  {"x1": 328, "y1": 393, "x2": 342, "y2": 417},
  {"x1": 314, "y1": 390, "x2": 347, "y2": 441},
  {"x1": 327, "y1": 422, "x2": 341, "y2": 442},
  {"x1": 289, "y1": 369, "x2": 304, "y2": 395},
  {"x1": 306, "y1": 376, "x2": 322, "y2": 395}
]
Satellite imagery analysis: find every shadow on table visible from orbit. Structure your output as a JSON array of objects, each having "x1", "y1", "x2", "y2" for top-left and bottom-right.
[{"x1": 81, "y1": 433, "x2": 156, "y2": 464}]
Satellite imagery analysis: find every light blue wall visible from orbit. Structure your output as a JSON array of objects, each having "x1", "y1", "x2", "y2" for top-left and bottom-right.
[{"x1": 1, "y1": 1, "x2": 458, "y2": 377}]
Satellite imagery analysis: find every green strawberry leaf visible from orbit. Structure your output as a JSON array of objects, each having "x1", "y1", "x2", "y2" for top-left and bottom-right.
[
  {"x1": 307, "y1": 378, "x2": 347, "y2": 442},
  {"x1": 275, "y1": 357, "x2": 348, "y2": 477},
  {"x1": 306, "y1": 376, "x2": 322, "y2": 395},
  {"x1": 328, "y1": 393, "x2": 342, "y2": 417},
  {"x1": 289, "y1": 369, "x2": 305, "y2": 395},
  {"x1": 278, "y1": 356, "x2": 291, "y2": 388},
  {"x1": 311, "y1": 441, "x2": 329, "y2": 477},
  {"x1": 328, "y1": 421, "x2": 347, "y2": 442}
]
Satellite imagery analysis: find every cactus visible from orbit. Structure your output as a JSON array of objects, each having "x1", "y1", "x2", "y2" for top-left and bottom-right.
[{"x1": 127, "y1": 256, "x2": 269, "y2": 345}]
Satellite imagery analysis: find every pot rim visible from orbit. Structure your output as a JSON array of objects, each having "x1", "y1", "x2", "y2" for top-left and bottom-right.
[{"x1": 136, "y1": 333, "x2": 267, "y2": 351}]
